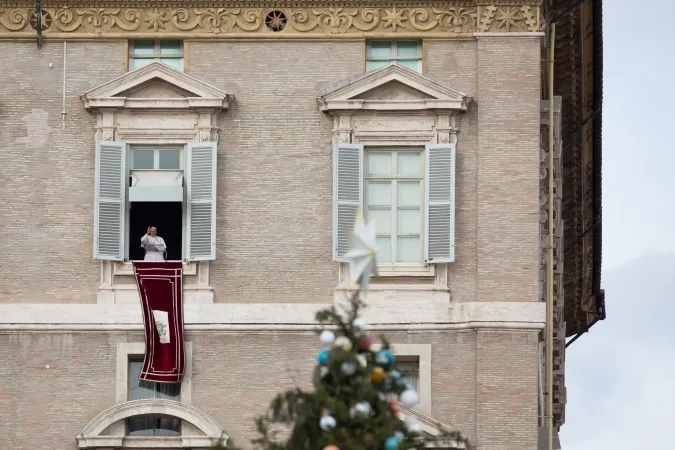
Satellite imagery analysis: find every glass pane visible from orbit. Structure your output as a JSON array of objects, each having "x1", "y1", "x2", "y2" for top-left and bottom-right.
[
  {"x1": 160, "y1": 40, "x2": 182, "y2": 55},
  {"x1": 367, "y1": 182, "x2": 391, "y2": 207},
  {"x1": 131, "y1": 40, "x2": 155, "y2": 55},
  {"x1": 155, "y1": 418, "x2": 181, "y2": 436},
  {"x1": 368, "y1": 208, "x2": 392, "y2": 233},
  {"x1": 160, "y1": 57, "x2": 184, "y2": 70},
  {"x1": 128, "y1": 360, "x2": 155, "y2": 400},
  {"x1": 128, "y1": 418, "x2": 156, "y2": 436},
  {"x1": 397, "y1": 41, "x2": 419, "y2": 57},
  {"x1": 376, "y1": 236, "x2": 391, "y2": 262},
  {"x1": 157, "y1": 382, "x2": 181, "y2": 400},
  {"x1": 133, "y1": 150, "x2": 155, "y2": 169},
  {"x1": 368, "y1": 152, "x2": 391, "y2": 175},
  {"x1": 159, "y1": 150, "x2": 181, "y2": 169},
  {"x1": 397, "y1": 209, "x2": 421, "y2": 234},
  {"x1": 369, "y1": 41, "x2": 392, "y2": 58},
  {"x1": 397, "y1": 236, "x2": 421, "y2": 262},
  {"x1": 397, "y1": 152, "x2": 421, "y2": 174},
  {"x1": 366, "y1": 60, "x2": 391, "y2": 71},
  {"x1": 130, "y1": 58, "x2": 154, "y2": 70},
  {"x1": 397, "y1": 181, "x2": 421, "y2": 206},
  {"x1": 398, "y1": 362, "x2": 419, "y2": 391},
  {"x1": 399, "y1": 59, "x2": 421, "y2": 72}
]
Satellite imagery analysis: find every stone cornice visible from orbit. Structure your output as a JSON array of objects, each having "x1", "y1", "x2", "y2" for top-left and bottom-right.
[{"x1": 0, "y1": 2, "x2": 541, "y2": 39}]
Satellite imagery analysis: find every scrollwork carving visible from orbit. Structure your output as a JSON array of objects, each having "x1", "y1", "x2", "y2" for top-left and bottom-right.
[{"x1": 0, "y1": 5, "x2": 540, "y2": 36}]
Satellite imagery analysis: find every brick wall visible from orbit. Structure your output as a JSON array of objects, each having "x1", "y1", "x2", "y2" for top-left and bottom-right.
[
  {"x1": 0, "y1": 38, "x2": 541, "y2": 305},
  {"x1": 0, "y1": 330, "x2": 539, "y2": 449}
]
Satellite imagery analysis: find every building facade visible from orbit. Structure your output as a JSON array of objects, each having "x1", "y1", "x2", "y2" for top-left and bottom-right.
[{"x1": 0, "y1": 1, "x2": 603, "y2": 449}]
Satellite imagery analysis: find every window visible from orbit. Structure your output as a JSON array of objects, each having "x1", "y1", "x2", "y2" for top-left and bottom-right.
[
  {"x1": 131, "y1": 147, "x2": 183, "y2": 170},
  {"x1": 397, "y1": 359, "x2": 420, "y2": 393},
  {"x1": 127, "y1": 359, "x2": 181, "y2": 436},
  {"x1": 94, "y1": 141, "x2": 217, "y2": 262},
  {"x1": 366, "y1": 40, "x2": 422, "y2": 73},
  {"x1": 365, "y1": 149, "x2": 424, "y2": 264},
  {"x1": 129, "y1": 40, "x2": 184, "y2": 71},
  {"x1": 333, "y1": 143, "x2": 455, "y2": 265}
]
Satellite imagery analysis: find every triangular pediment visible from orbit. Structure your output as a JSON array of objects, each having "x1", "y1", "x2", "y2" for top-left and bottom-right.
[
  {"x1": 81, "y1": 61, "x2": 232, "y2": 110},
  {"x1": 318, "y1": 64, "x2": 471, "y2": 112}
]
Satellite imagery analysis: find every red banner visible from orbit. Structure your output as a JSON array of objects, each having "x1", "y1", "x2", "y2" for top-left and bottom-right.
[{"x1": 133, "y1": 262, "x2": 185, "y2": 383}]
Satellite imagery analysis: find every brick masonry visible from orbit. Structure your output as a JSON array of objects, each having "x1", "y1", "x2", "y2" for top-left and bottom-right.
[{"x1": 0, "y1": 36, "x2": 543, "y2": 450}]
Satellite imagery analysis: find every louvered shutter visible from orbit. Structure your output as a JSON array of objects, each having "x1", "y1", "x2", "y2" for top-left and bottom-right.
[
  {"x1": 425, "y1": 143, "x2": 456, "y2": 263},
  {"x1": 333, "y1": 143, "x2": 363, "y2": 261},
  {"x1": 94, "y1": 141, "x2": 127, "y2": 261},
  {"x1": 186, "y1": 142, "x2": 217, "y2": 261}
]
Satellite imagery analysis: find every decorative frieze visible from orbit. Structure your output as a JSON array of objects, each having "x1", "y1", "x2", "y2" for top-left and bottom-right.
[{"x1": 0, "y1": 4, "x2": 540, "y2": 38}]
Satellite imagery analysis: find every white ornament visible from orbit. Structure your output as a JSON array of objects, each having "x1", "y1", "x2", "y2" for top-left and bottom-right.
[
  {"x1": 355, "y1": 401, "x2": 371, "y2": 416},
  {"x1": 341, "y1": 362, "x2": 357, "y2": 376},
  {"x1": 404, "y1": 415, "x2": 421, "y2": 433},
  {"x1": 320, "y1": 415, "x2": 337, "y2": 431},
  {"x1": 399, "y1": 389, "x2": 419, "y2": 407},
  {"x1": 352, "y1": 317, "x2": 368, "y2": 331},
  {"x1": 394, "y1": 431, "x2": 404, "y2": 442},
  {"x1": 320, "y1": 330, "x2": 336, "y2": 346},
  {"x1": 334, "y1": 336, "x2": 353, "y2": 351}
]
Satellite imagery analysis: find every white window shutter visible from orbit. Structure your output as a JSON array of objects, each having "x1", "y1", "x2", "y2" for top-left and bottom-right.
[
  {"x1": 425, "y1": 143, "x2": 456, "y2": 263},
  {"x1": 333, "y1": 143, "x2": 363, "y2": 261},
  {"x1": 186, "y1": 142, "x2": 217, "y2": 261},
  {"x1": 94, "y1": 141, "x2": 127, "y2": 261}
]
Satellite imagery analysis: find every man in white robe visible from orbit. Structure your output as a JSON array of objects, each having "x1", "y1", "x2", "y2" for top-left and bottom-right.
[{"x1": 141, "y1": 226, "x2": 167, "y2": 261}]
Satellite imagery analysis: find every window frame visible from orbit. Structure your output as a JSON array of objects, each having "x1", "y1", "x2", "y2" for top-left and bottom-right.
[
  {"x1": 364, "y1": 147, "x2": 426, "y2": 266},
  {"x1": 366, "y1": 40, "x2": 422, "y2": 73},
  {"x1": 129, "y1": 40, "x2": 185, "y2": 71}
]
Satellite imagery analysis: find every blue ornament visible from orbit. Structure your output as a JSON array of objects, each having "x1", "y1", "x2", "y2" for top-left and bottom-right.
[
  {"x1": 375, "y1": 350, "x2": 395, "y2": 369},
  {"x1": 385, "y1": 435, "x2": 400, "y2": 450},
  {"x1": 317, "y1": 349, "x2": 330, "y2": 365},
  {"x1": 389, "y1": 370, "x2": 401, "y2": 380}
]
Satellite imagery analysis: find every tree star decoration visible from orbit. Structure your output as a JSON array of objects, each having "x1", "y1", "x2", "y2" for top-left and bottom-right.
[{"x1": 345, "y1": 210, "x2": 378, "y2": 290}]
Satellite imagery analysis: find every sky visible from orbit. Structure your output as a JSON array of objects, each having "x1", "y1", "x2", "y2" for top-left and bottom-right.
[{"x1": 559, "y1": 1, "x2": 675, "y2": 449}]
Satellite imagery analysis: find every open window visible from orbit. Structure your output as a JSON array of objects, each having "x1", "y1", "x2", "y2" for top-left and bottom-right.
[{"x1": 94, "y1": 141, "x2": 217, "y2": 262}]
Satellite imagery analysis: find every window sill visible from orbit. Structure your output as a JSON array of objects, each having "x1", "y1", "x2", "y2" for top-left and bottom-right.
[
  {"x1": 376, "y1": 264, "x2": 435, "y2": 278},
  {"x1": 114, "y1": 261, "x2": 198, "y2": 276},
  {"x1": 336, "y1": 283, "x2": 448, "y2": 292}
]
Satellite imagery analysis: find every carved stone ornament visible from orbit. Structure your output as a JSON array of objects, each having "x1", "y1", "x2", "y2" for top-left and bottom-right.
[{"x1": 0, "y1": 2, "x2": 540, "y2": 38}]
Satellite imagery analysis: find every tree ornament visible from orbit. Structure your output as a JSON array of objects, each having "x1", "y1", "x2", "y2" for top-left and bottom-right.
[
  {"x1": 399, "y1": 389, "x2": 420, "y2": 407},
  {"x1": 317, "y1": 349, "x2": 330, "y2": 366},
  {"x1": 320, "y1": 330, "x2": 336, "y2": 346},
  {"x1": 354, "y1": 401, "x2": 371, "y2": 416},
  {"x1": 340, "y1": 361, "x2": 357, "y2": 376},
  {"x1": 319, "y1": 414, "x2": 337, "y2": 431},
  {"x1": 389, "y1": 396, "x2": 400, "y2": 417},
  {"x1": 334, "y1": 336, "x2": 353, "y2": 352},
  {"x1": 359, "y1": 334, "x2": 373, "y2": 350},
  {"x1": 370, "y1": 366, "x2": 386, "y2": 384},
  {"x1": 323, "y1": 446, "x2": 340, "y2": 450},
  {"x1": 375, "y1": 350, "x2": 395, "y2": 368},
  {"x1": 352, "y1": 317, "x2": 367, "y2": 331},
  {"x1": 385, "y1": 435, "x2": 400, "y2": 450},
  {"x1": 394, "y1": 431, "x2": 405, "y2": 442},
  {"x1": 388, "y1": 370, "x2": 401, "y2": 380},
  {"x1": 404, "y1": 415, "x2": 422, "y2": 433}
]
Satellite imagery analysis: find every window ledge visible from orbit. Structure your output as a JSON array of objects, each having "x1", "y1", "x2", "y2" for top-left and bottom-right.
[
  {"x1": 376, "y1": 264, "x2": 436, "y2": 277},
  {"x1": 114, "y1": 261, "x2": 198, "y2": 276},
  {"x1": 336, "y1": 283, "x2": 448, "y2": 292}
]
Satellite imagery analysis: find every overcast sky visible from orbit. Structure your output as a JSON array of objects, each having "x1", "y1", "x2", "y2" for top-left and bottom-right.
[{"x1": 559, "y1": 1, "x2": 675, "y2": 449}]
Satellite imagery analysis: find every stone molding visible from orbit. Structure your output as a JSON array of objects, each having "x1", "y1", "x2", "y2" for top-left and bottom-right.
[
  {"x1": 0, "y1": 301, "x2": 546, "y2": 330},
  {"x1": 1, "y1": 3, "x2": 541, "y2": 38},
  {"x1": 76, "y1": 398, "x2": 228, "y2": 448},
  {"x1": 398, "y1": 404, "x2": 468, "y2": 449}
]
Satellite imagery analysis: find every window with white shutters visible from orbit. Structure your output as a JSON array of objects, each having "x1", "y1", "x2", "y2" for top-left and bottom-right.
[
  {"x1": 333, "y1": 143, "x2": 364, "y2": 261},
  {"x1": 424, "y1": 143, "x2": 456, "y2": 263},
  {"x1": 186, "y1": 142, "x2": 217, "y2": 261},
  {"x1": 93, "y1": 141, "x2": 218, "y2": 262},
  {"x1": 94, "y1": 141, "x2": 127, "y2": 261}
]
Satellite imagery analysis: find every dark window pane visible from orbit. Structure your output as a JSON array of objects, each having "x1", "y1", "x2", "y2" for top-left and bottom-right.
[
  {"x1": 156, "y1": 381, "x2": 181, "y2": 400},
  {"x1": 128, "y1": 417, "x2": 180, "y2": 436},
  {"x1": 133, "y1": 150, "x2": 155, "y2": 169},
  {"x1": 156, "y1": 417, "x2": 181, "y2": 436},
  {"x1": 160, "y1": 40, "x2": 182, "y2": 55},
  {"x1": 128, "y1": 360, "x2": 155, "y2": 400},
  {"x1": 159, "y1": 150, "x2": 181, "y2": 169},
  {"x1": 131, "y1": 40, "x2": 155, "y2": 55}
]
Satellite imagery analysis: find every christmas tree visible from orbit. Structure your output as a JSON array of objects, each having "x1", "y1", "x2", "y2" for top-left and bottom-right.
[{"x1": 212, "y1": 212, "x2": 463, "y2": 450}]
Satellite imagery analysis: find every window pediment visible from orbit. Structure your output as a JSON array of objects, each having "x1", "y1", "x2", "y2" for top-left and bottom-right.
[
  {"x1": 318, "y1": 64, "x2": 471, "y2": 112},
  {"x1": 81, "y1": 61, "x2": 233, "y2": 111}
]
